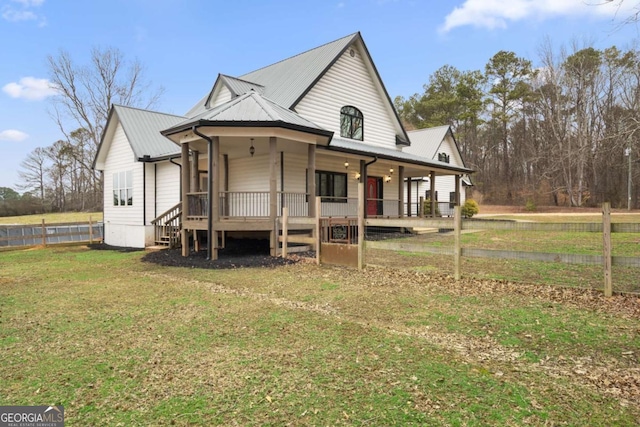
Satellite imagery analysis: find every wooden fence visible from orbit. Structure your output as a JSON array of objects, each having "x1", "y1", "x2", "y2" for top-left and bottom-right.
[
  {"x1": 366, "y1": 203, "x2": 639, "y2": 296},
  {"x1": 0, "y1": 217, "x2": 103, "y2": 249}
]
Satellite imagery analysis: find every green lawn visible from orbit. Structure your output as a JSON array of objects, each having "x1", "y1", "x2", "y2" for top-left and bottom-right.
[
  {"x1": 0, "y1": 211, "x2": 103, "y2": 225},
  {"x1": 1, "y1": 246, "x2": 639, "y2": 426}
]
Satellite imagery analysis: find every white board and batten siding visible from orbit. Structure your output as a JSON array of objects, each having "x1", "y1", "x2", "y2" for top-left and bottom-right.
[
  {"x1": 103, "y1": 123, "x2": 147, "y2": 248},
  {"x1": 295, "y1": 43, "x2": 399, "y2": 150}
]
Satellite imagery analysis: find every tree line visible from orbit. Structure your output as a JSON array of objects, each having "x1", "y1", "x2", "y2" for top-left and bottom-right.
[{"x1": 395, "y1": 39, "x2": 640, "y2": 208}]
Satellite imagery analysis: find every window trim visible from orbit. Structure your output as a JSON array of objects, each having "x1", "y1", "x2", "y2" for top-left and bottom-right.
[
  {"x1": 112, "y1": 170, "x2": 133, "y2": 207},
  {"x1": 340, "y1": 106, "x2": 364, "y2": 141},
  {"x1": 315, "y1": 170, "x2": 348, "y2": 203}
]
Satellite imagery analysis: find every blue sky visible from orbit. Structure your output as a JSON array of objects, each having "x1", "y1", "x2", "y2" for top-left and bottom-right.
[{"x1": 1, "y1": 0, "x2": 638, "y2": 190}]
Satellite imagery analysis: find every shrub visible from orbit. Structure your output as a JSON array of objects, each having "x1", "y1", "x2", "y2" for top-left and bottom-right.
[
  {"x1": 462, "y1": 199, "x2": 479, "y2": 218},
  {"x1": 525, "y1": 199, "x2": 537, "y2": 212},
  {"x1": 423, "y1": 198, "x2": 441, "y2": 217}
]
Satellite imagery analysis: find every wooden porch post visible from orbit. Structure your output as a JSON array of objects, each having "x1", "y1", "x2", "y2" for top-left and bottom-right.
[
  {"x1": 361, "y1": 160, "x2": 367, "y2": 218},
  {"x1": 269, "y1": 137, "x2": 278, "y2": 256},
  {"x1": 181, "y1": 142, "x2": 190, "y2": 257},
  {"x1": 307, "y1": 144, "x2": 316, "y2": 217},
  {"x1": 429, "y1": 171, "x2": 436, "y2": 217},
  {"x1": 407, "y1": 177, "x2": 411, "y2": 216},
  {"x1": 191, "y1": 150, "x2": 199, "y2": 192},
  {"x1": 455, "y1": 174, "x2": 461, "y2": 206},
  {"x1": 398, "y1": 166, "x2": 404, "y2": 218},
  {"x1": 208, "y1": 136, "x2": 220, "y2": 260}
]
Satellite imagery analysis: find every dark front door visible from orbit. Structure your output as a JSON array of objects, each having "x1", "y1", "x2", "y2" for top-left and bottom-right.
[{"x1": 367, "y1": 177, "x2": 382, "y2": 216}]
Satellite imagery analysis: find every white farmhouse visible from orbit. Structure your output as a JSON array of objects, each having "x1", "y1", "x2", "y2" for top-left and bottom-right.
[{"x1": 94, "y1": 32, "x2": 473, "y2": 256}]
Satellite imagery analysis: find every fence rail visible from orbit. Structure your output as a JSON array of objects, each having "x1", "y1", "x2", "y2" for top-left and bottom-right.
[{"x1": 0, "y1": 219, "x2": 103, "y2": 248}]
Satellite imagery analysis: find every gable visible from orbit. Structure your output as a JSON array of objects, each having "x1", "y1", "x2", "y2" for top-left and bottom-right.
[
  {"x1": 94, "y1": 105, "x2": 184, "y2": 170},
  {"x1": 294, "y1": 39, "x2": 403, "y2": 150},
  {"x1": 405, "y1": 126, "x2": 466, "y2": 168}
]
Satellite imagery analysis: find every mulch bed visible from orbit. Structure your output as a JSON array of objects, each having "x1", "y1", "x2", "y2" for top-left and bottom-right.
[{"x1": 140, "y1": 238, "x2": 311, "y2": 269}]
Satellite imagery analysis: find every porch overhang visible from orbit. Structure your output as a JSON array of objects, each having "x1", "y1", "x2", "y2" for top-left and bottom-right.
[
  {"x1": 324, "y1": 138, "x2": 474, "y2": 177},
  {"x1": 161, "y1": 120, "x2": 333, "y2": 150}
]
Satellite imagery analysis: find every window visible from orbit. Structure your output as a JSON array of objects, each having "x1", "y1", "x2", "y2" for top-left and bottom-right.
[
  {"x1": 340, "y1": 106, "x2": 363, "y2": 140},
  {"x1": 113, "y1": 170, "x2": 133, "y2": 206},
  {"x1": 316, "y1": 170, "x2": 347, "y2": 202},
  {"x1": 438, "y1": 153, "x2": 450, "y2": 163}
]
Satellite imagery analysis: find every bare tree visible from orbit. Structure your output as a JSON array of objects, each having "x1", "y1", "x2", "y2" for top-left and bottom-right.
[
  {"x1": 17, "y1": 147, "x2": 49, "y2": 213},
  {"x1": 46, "y1": 47, "x2": 164, "y2": 210}
]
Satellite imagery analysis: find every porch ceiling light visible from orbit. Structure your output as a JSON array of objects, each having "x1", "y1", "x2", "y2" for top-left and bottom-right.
[
  {"x1": 344, "y1": 160, "x2": 349, "y2": 169},
  {"x1": 389, "y1": 167, "x2": 394, "y2": 175},
  {"x1": 249, "y1": 138, "x2": 255, "y2": 157}
]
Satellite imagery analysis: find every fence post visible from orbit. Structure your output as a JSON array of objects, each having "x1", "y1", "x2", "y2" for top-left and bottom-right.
[
  {"x1": 454, "y1": 205, "x2": 462, "y2": 281},
  {"x1": 89, "y1": 216, "x2": 93, "y2": 245},
  {"x1": 41, "y1": 219, "x2": 46, "y2": 246},
  {"x1": 602, "y1": 202, "x2": 612, "y2": 297},
  {"x1": 315, "y1": 196, "x2": 321, "y2": 265},
  {"x1": 282, "y1": 207, "x2": 288, "y2": 258}
]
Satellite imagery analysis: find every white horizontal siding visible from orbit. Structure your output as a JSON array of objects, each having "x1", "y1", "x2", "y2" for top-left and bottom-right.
[
  {"x1": 295, "y1": 43, "x2": 398, "y2": 150},
  {"x1": 211, "y1": 85, "x2": 232, "y2": 108},
  {"x1": 155, "y1": 161, "x2": 180, "y2": 217},
  {"x1": 103, "y1": 123, "x2": 145, "y2": 248}
]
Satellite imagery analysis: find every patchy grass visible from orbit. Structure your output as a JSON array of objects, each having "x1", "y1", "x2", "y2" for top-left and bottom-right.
[
  {"x1": 1, "y1": 246, "x2": 639, "y2": 426},
  {"x1": 0, "y1": 211, "x2": 103, "y2": 225},
  {"x1": 366, "y1": 249, "x2": 640, "y2": 293}
]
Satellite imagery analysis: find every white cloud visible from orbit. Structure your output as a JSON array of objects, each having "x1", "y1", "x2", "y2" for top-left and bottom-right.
[
  {"x1": 11, "y1": 0, "x2": 45, "y2": 6},
  {"x1": 1, "y1": 7, "x2": 36, "y2": 21},
  {"x1": 0, "y1": 130, "x2": 29, "y2": 142},
  {"x1": 440, "y1": 0, "x2": 637, "y2": 33},
  {"x1": 3, "y1": 77, "x2": 58, "y2": 101},
  {"x1": 2, "y1": 0, "x2": 46, "y2": 25}
]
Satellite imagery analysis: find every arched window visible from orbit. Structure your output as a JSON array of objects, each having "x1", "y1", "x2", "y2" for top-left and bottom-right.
[{"x1": 340, "y1": 106, "x2": 363, "y2": 141}]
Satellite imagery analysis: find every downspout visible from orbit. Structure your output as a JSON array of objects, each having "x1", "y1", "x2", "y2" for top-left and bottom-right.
[
  {"x1": 138, "y1": 155, "x2": 152, "y2": 226},
  {"x1": 192, "y1": 126, "x2": 215, "y2": 260}
]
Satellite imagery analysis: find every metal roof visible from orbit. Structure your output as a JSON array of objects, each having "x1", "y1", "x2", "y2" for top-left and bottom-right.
[
  {"x1": 164, "y1": 91, "x2": 332, "y2": 137},
  {"x1": 326, "y1": 138, "x2": 473, "y2": 174},
  {"x1": 404, "y1": 125, "x2": 451, "y2": 159},
  {"x1": 240, "y1": 33, "x2": 357, "y2": 109},
  {"x1": 113, "y1": 105, "x2": 185, "y2": 158},
  {"x1": 185, "y1": 33, "x2": 358, "y2": 116},
  {"x1": 219, "y1": 75, "x2": 265, "y2": 97}
]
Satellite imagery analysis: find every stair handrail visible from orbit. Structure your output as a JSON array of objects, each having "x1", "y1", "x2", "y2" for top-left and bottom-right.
[{"x1": 151, "y1": 202, "x2": 182, "y2": 225}]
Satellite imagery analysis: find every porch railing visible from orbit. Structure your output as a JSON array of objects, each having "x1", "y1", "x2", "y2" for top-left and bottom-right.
[
  {"x1": 405, "y1": 201, "x2": 457, "y2": 217},
  {"x1": 186, "y1": 191, "x2": 310, "y2": 219},
  {"x1": 320, "y1": 197, "x2": 358, "y2": 217},
  {"x1": 278, "y1": 192, "x2": 309, "y2": 217},
  {"x1": 187, "y1": 192, "x2": 449, "y2": 220}
]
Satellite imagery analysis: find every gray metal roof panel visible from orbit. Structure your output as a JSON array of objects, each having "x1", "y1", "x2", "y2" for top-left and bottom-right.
[
  {"x1": 167, "y1": 91, "x2": 328, "y2": 133},
  {"x1": 404, "y1": 125, "x2": 450, "y2": 159},
  {"x1": 327, "y1": 137, "x2": 473, "y2": 173},
  {"x1": 114, "y1": 105, "x2": 185, "y2": 158},
  {"x1": 238, "y1": 33, "x2": 358, "y2": 108}
]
